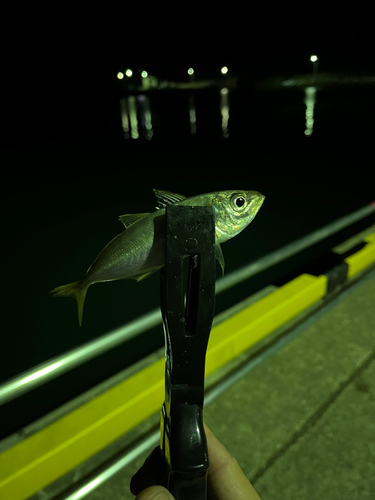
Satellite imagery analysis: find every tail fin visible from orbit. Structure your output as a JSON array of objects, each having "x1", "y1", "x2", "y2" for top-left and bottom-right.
[{"x1": 50, "y1": 281, "x2": 88, "y2": 326}]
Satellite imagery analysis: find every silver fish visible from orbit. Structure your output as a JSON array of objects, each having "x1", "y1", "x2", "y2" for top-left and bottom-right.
[{"x1": 51, "y1": 189, "x2": 265, "y2": 325}]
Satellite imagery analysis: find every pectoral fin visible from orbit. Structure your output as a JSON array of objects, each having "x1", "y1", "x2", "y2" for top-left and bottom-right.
[{"x1": 215, "y1": 244, "x2": 225, "y2": 276}]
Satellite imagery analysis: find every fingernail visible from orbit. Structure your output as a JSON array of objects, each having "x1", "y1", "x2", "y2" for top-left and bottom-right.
[
  {"x1": 152, "y1": 491, "x2": 172, "y2": 500},
  {"x1": 136, "y1": 487, "x2": 174, "y2": 500}
]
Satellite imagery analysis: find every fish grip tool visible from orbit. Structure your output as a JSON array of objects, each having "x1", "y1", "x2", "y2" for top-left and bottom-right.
[{"x1": 159, "y1": 204, "x2": 216, "y2": 499}]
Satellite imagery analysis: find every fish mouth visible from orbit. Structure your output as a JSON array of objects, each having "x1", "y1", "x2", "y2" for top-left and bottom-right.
[{"x1": 250, "y1": 192, "x2": 265, "y2": 211}]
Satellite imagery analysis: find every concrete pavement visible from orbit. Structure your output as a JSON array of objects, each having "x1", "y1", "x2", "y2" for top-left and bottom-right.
[{"x1": 83, "y1": 267, "x2": 375, "y2": 500}]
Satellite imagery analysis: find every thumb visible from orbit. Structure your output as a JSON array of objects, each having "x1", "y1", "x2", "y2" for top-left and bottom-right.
[{"x1": 135, "y1": 485, "x2": 175, "y2": 500}]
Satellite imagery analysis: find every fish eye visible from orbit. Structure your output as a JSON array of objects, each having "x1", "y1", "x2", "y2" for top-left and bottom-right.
[{"x1": 230, "y1": 194, "x2": 247, "y2": 211}]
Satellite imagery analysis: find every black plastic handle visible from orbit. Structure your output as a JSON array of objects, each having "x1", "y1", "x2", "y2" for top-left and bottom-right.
[{"x1": 160, "y1": 205, "x2": 216, "y2": 500}]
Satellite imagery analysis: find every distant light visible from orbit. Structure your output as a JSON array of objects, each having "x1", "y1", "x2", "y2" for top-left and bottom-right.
[
  {"x1": 310, "y1": 55, "x2": 318, "y2": 62},
  {"x1": 220, "y1": 87, "x2": 228, "y2": 95},
  {"x1": 141, "y1": 71, "x2": 148, "y2": 78},
  {"x1": 125, "y1": 69, "x2": 133, "y2": 77},
  {"x1": 221, "y1": 66, "x2": 228, "y2": 75},
  {"x1": 282, "y1": 79, "x2": 295, "y2": 87},
  {"x1": 117, "y1": 72, "x2": 124, "y2": 80},
  {"x1": 187, "y1": 68, "x2": 194, "y2": 75}
]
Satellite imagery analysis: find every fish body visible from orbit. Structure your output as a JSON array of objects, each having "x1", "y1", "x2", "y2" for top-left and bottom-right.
[
  {"x1": 84, "y1": 210, "x2": 166, "y2": 285},
  {"x1": 51, "y1": 189, "x2": 265, "y2": 325}
]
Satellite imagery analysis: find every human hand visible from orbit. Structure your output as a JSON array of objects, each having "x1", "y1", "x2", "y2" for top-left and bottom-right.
[{"x1": 130, "y1": 423, "x2": 261, "y2": 499}]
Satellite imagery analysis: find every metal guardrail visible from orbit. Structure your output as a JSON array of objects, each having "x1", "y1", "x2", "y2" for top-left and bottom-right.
[{"x1": 0, "y1": 202, "x2": 374, "y2": 406}]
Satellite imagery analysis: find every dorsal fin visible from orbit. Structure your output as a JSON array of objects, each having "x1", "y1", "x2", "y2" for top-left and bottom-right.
[
  {"x1": 118, "y1": 213, "x2": 150, "y2": 229},
  {"x1": 153, "y1": 189, "x2": 186, "y2": 209}
]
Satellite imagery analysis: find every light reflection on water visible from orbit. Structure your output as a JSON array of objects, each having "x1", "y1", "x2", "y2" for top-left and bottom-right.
[
  {"x1": 188, "y1": 95, "x2": 197, "y2": 136},
  {"x1": 119, "y1": 87, "x2": 319, "y2": 141},
  {"x1": 304, "y1": 86, "x2": 317, "y2": 136},
  {"x1": 119, "y1": 87, "x2": 231, "y2": 141},
  {"x1": 120, "y1": 94, "x2": 154, "y2": 140},
  {"x1": 220, "y1": 87, "x2": 229, "y2": 138}
]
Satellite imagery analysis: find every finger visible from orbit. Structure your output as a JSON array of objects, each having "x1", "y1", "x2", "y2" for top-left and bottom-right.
[
  {"x1": 135, "y1": 485, "x2": 175, "y2": 500},
  {"x1": 204, "y1": 424, "x2": 261, "y2": 500},
  {"x1": 130, "y1": 446, "x2": 164, "y2": 495}
]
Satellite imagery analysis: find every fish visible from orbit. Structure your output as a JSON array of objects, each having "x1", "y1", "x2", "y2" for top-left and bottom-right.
[{"x1": 51, "y1": 189, "x2": 265, "y2": 326}]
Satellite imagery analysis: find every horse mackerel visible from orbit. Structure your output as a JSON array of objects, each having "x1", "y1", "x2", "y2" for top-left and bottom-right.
[{"x1": 51, "y1": 189, "x2": 265, "y2": 325}]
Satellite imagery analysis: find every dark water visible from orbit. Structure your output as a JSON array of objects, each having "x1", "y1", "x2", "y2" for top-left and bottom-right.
[{"x1": 1, "y1": 83, "x2": 374, "y2": 437}]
